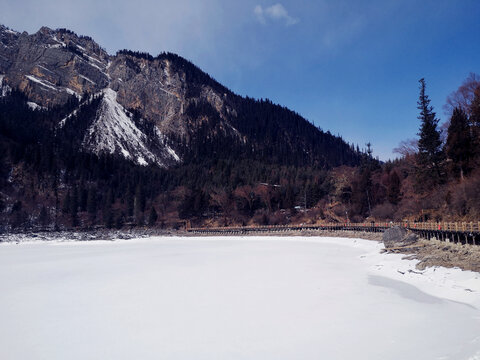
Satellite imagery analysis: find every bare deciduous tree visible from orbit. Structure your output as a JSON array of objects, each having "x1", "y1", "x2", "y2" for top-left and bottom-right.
[
  {"x1": 234, "y1": 185, "x2": 256, "y2": 214},
  {"x1": 210, "y1": 189, "x2": 234, "y2": 222},
  {"x1": 393, "y1": 138, "x2": 418, "y2": 158},
  {"x1": 254, "y1": 184, "x2": 276, "y2": 213},
  {"x1": 444, "y1": 73, "x2": 480, "y2": 116}
]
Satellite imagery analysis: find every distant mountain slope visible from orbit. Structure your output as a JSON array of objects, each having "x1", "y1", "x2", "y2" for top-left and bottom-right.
[{"x1": 0, "y1": 24, "x2": 363, "y2": 168}]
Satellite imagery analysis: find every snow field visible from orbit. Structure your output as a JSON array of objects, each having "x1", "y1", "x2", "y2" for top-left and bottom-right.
[{"x1": 0, "y1": 236, "x2": 479, "y2": 360}]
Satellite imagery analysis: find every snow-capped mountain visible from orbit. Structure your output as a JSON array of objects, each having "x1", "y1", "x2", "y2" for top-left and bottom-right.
[{"x1": 0, "y1": 24, "x2": 363, "y2": 169}]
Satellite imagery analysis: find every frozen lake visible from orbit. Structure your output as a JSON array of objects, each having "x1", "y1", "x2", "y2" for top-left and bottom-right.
[{"x1": 1, "y1": 236, "x2": 479, "y2": 360}]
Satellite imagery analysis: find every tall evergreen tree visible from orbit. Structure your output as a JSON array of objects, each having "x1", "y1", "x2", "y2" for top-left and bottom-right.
[
  {"x1": 351, "y1": 168, "x2": 372, "y2": 216},
  {"x1": 87, "y1": 188, "x2": 97, "y2": 225},
  {"x1": 148, "y1": 206, "x2": 158, "y2": 226},
  {"x1": 62, "y1": 191, "x2": 71, "y2": 214},
  {"x1": 70, "y1": 187, "x2": 79, "y2": 227},
  {"x1": 470, "y1": 85, "x2": 480, "y2": 160},
  {"x1": 38, "y1": 205, "x2": 49, "y2": 228},
  {"x1": 415, "y1": 78, "x2": 445, "y2": 190},
  {"x1": 103, "y1": 204, "x2": 114, "y2": 229},
  {"x1": 446, "y1": 107, "x2": 474, "y2": 179},
  {"x1": 87, "y1": 188, "x2": 97, "y2": 214},
  {"x1": 126, "y1": 187, "x2": 134, "y2": 217},
  {"x1": 134, "y1": 183, "x2": 146, "y2": 225},
  {"x1": 10, "y1": 201, "x2": 27, "y2": 230},
  {"x1": 79, "y1": 184, "x2": 87, "y2": 212},
  {"x1": 115, "y1": 212, "x2": 125, "y2": 229},
  {"x1": 387, "y1": 171, "x2": 401, "y2": 205}
]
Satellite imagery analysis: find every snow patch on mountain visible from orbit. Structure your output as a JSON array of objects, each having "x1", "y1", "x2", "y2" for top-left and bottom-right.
[
  {"x1": 36, "y1": 65, "x2": 54, "y2": 73},
  {"x1": 78, "y1": 74, "x2": 96, "y2": 84},
  {"x1": 0, "y1": 25, "x2": 19, "y2": 36},
  {"x1": 27, "y1": 101, "x2": 46, "y2": 111},
  {"x1": 0, "y1": 74, "x2": 11, "y2": 97},
  {"x1": 154, "y1": 127, "x2": 181, "y2": 162},
  {"x1": 45, "y1": 43, "x2": 62, "y2": 49},
  {"x1": 64, "y1": 87, "x2": 81, "y2": 99},
  {"x1": 137, "y1": 156, "x2": 148, "y2": 166},
  {"x1": 58, "y1": 107, "x2": 81, "y2": 128},
  {"x1": 52, "y1": 35, "x2": 67, "y2": 48},
  {"x1": 26, "y1": 75, "x2": 58, "y2": 91},
  {"x1": 82, "y1": 88, "x2": 180, "y2": 167},
  {"x1": 4, "y1": 29, "x2": 19, "y2": 35},
  {"x1": 26, "y1": 75, "x2": 82, "y2": 100}
]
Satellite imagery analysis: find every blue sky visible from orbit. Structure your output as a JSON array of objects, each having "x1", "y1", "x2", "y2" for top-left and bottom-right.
[{"x1": 1, "y1": 0, "x2": 479, "y2": 159}]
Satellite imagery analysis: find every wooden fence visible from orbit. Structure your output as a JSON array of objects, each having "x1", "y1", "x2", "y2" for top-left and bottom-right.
[{"x1": 188, "y1": 222, "x2": 480, "y2": 245}]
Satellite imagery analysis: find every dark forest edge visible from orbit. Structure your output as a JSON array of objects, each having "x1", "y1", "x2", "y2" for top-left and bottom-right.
[{"x1": 1, "y1": 69, "x2": 480, "y2": 233}]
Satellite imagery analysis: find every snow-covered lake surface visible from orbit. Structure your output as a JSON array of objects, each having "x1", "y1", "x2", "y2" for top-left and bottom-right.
[{"x1": 1, "y1": 236, "x2": 480, "y2": 360}]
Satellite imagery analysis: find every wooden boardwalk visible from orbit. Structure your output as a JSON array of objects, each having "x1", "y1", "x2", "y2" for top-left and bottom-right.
[{"x1": 188, "y1": 222, "x2": 480, "y2": 246}]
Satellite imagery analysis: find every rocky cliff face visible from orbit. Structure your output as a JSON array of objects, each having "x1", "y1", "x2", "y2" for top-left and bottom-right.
[
  {"x1": 0, "y1": 25, "x2": 109, "y2": 106},
  {"x1": 0, "y1": 24, "x2": 244, "y2": 167},
  {"x1": 0, "y1": 24, "x2": 362, "y2": 169},
  {"x1": 108, "y1": 52, "x2": 240, "y2": 142}
]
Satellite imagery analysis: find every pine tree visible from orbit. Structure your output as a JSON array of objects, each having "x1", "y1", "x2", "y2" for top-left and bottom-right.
[
  {"x1": 115, "y1": 213, "x2": 124, "y2": 229},
  {"x1": 134, "y1": 183, "x2": 145, "y2": 225},
  {"x1": 446, "y1": 107, "x2": 473, "y2": 179},
  {"x1": 366, "y1": 142, "x2": 373, "y2": 159},
  {"x1": 10, "y1": 201, "x2": 26, "y2": 229},
  {"x1": 103, "y1": 204, "x2": 114, "y2": 228},
  {"x1": 70, "y1": 187, "x2": 79, "y2": 227},
  {"x1": 87, "y1": 188, "x2": 97, "y2": 225},
  {"x1": 105, "y1": 189, "x2": 114, "y2": 206},
  {"x1": 352, "y1": 168, "x2": 372, "y2": 217},
  {"x1": 62, "y1": 191, "x2": 71, "y2": 214},
  {"x1": 79, "y1": 184, "x2": 87, "y2": 212},
  {"x1": 387, "y1": 171, "x2": 401, "y2": 205},
  {"x1": 134, "y1": 184, "x2": 146, "y2": 212},
  {"x1": 148, "y1": 206, "x2": 158, "y2": 226},
  {"x1": 102, "y1": 190, "x2": 114, "y2": 228},
  {"x1": 126, "y1": 187, "x2": 134, "y2": 217},
  {"x1": 470, "y1": 86, "x2": 480, "y2": 160},
  {"x1": 87, "y1": 188, "x2": 97, "y2": 214},
  {"x1": 38, "y1": 205, "x2": 49, "y2": 228},
  {"x1": 416, "y1": 78, "x2": 445, "y2": 190}
]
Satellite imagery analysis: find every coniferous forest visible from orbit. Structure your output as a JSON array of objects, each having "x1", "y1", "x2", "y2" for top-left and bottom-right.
[{"x1": 1, "y1": 69, "x2": 480, "y2": 232}]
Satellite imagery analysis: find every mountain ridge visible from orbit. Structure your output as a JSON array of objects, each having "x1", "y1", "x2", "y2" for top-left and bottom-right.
[{"x1": 0, "y1": 24, "x2": 363, "y2": 169}]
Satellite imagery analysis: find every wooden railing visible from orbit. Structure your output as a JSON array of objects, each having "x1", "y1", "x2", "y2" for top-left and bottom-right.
[
  {"x1": 407, "y1": 222, "x2": 480, "y2": 232},
  {"x1": 189, "y1": 222, "x2": 480, "y2": 234}
]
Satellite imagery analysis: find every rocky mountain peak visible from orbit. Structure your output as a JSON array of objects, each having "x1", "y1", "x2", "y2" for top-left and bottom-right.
[
  {"x1": 0, "y1": 24, "x2": 363, "y2": 170},
  {"x1": 0, "y1": 25, "x2": 110, "y2": 107}
]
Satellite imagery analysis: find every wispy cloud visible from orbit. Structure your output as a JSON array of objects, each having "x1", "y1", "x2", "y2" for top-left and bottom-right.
[{"x1": 254, "y1": 3, "x2": 299, "y2": 26}]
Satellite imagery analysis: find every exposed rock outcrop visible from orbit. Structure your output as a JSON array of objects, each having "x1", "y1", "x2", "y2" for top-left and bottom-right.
[
  {"x1": 0, "y1": 25, "x2": 239, "y2": 167},
  {"x1": 0, "y1": 25, "x2": 109, "y2": 107},
  {"x1": 383, "y1": 226, "x2": 418, "y2": 249}
]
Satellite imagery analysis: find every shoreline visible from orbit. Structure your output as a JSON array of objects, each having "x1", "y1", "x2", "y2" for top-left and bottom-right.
[{"x1": 0, "y1": 229, "x2": 384, "y2": 242}]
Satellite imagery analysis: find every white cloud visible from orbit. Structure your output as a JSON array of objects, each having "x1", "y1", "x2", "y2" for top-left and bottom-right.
[
  {"x1": 254, "y1": 3, "x2": 299, "y2": 26},
  {"x1": 254, "y1": 5, "x2": 266, "y2": 24}
]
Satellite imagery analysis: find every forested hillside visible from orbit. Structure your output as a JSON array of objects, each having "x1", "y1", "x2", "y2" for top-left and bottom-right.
[
  {"x1": 0, "y1": 25, "x2": 368, "y2": 232},
  {"x1": 1, "y1": 24, "x2": 479, "y2": 232},
  {"x1": 0, "y1": 87, "x2": 365, "y2": 231}
]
